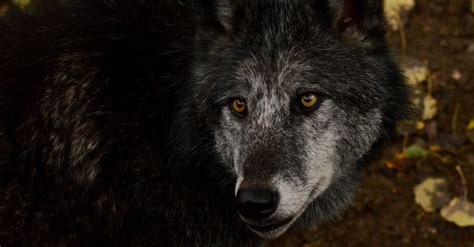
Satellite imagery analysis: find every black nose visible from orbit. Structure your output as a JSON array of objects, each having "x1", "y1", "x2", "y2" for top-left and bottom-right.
[{"x1": 235, "y1": 188, "x2": 279, "y2": 221}]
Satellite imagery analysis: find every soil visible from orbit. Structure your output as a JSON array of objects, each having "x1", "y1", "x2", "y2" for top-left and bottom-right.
[{"x1": 270, "y1": 0, "x2": 474, "y2": 246}]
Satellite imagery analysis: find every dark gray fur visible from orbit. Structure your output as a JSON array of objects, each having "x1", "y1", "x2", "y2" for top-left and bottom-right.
[{"x1": 0, "y1": 0, "x2": 411, "y2": 246}]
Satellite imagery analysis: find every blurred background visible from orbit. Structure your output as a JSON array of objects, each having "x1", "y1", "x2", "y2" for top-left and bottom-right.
[{"x1": 1, "y1": 0, "x2": 473, "y2": 246}]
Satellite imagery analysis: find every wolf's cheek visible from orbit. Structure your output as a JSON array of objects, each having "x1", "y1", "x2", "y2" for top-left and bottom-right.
[
  {"x1": 213, "y1": 109, "x2": 247, "y2": 178},
  {"x1": 275, "y1": 124, "x2": 339, "y2": 216},
  {"x1": 334, "y1": 108, "x2": 383, "y2": 173},
  {"x1": 258, "y1": 102, "x2": 340, "y2": 222},
  {"x1": 273, "y1": 106, "x2": 383, "y2": 223}
]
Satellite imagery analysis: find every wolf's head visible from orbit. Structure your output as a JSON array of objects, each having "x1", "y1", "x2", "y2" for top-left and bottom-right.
[{"x1": 186, "y1": 0, "x2": 410, "y2": 239}]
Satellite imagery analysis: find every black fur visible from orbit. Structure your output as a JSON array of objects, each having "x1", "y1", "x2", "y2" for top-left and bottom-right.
[{"x1": 0, "y1": 0, "x2": 411, "y2": 246}]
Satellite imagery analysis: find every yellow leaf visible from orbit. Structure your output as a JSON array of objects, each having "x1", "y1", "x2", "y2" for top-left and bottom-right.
[
  {"x1": 404, "y1": 65, "x2": 429, "y2": 86},
  {"x1": 414, "y1": 178, "x2": 450, "y2": 213},
  {"x1": 441, "y1": 197, "x2": 474, "y2": 227},
  {"x1": 385, "y1": 161, "x2": 398, "y2": 170},
  {"x1": 467, "y1": 120, "x2": 474, "y2": 130},
  {"x1": 0, "y1": 5, "x2": 8, "y2": 16},
  {"x1": 395, "y1": 152, "x2": 406, "y2": 160},
  {"x1": 384, "y1": 0, "x2": 416, "y2": 31},
  {"x1": 416, "y1": 121, "x2": 425, "y2": 130},
  {"x1": 12, "y1": 0, "x2": 31, "y2": 9},
  {"x1": 422, "y1": 95, "x2": 438, "y2": 120},
  {"x1": 429, "y1": 145, "x2": 442, "y2": 152}
]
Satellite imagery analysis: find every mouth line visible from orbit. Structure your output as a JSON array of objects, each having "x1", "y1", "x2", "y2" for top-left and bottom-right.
[
  {"x1": 249, "y1": 179, "x2": 327, "y2": 234},
  {"x1": 247, "y1": 218, "x2": 293, "y2": 233},
  {"x1": 238, "y1": 178, "x2": 330, "y2": 238}
]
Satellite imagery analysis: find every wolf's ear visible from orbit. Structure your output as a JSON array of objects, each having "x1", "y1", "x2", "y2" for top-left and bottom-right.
[{"x1": 324, "y1": 0, "x2": 386, "y2": 47}]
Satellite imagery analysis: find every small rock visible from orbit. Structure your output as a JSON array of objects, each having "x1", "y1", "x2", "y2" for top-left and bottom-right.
[
  {"x1": 452, "y1": 70, "x2": 462, "y2": 80},
  {"x1": 402, "y1": 237, "x2": 411, "y2": 244},
  {"x1": 468, "y1": 43, "x2": 474, "y2": 53},
  {"x1": 440, "y1": 39, "x2": 448, "y2": 47}
]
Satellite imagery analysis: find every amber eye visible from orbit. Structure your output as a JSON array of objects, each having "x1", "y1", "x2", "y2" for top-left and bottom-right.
[
  {"x1": 300, "y1": 93, "x2": 319, "y2": 110},
  {"x1": 231, "y1": 98, "x2": 247, "y2": 115}
]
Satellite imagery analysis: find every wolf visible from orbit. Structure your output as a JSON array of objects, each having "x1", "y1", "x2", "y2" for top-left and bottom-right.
[{"x1": 0, "y1": 0, "x2": 411, "y2": 246}]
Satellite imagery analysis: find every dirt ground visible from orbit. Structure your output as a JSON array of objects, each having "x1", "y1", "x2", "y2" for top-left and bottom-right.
[{"x1": 270, "y1": 0, "x2": 474, "y2": 246}]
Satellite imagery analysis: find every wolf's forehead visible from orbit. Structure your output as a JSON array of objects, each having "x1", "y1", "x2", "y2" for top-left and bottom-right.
[
  {"x1": 235, "y1": 48, "x2": 311, "y2": 91},
  {"x1": 233, "y1": 54, "x2": 300, "y2": 128},
  {"x1": 227, "y1": 1, "x2": 319, "y2": 32}
]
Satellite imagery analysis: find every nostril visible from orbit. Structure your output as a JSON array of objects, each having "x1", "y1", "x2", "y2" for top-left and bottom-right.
[{"x1": 235, "y1": 188, "x2": 279, "y2": 221}]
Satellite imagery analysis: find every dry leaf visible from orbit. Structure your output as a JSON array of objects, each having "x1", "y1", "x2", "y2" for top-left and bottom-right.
[
  {"x1": 422, "y1": 95, "x2": 438, "y2": 120},
  {"x1": 0, "y1": 6, "x2": 8, "y2": 16},
  {"x1": 429, "y1": 145, "x2": 442, "y2": 152},
  {"x1": 13, "y1": 0, "x2": 32, "y2": 9},
  {"x1": 384, "y1": 0, "x2": 415, "y2": 31},
  {"x1": 385, "y1": 158, "x2": 409, "y2": 171},
  {"x1": 395, "y1": 151, "x2": 407, "y2": 160},
  {"x1": 404, "y1": 65, "x2": 430, "y2": 86},
  {"x1": 467, "y1": 119, "x2": 474, "y2": 130},
  {"x1": 414, "y1": 178, "x2": 451, "y2": 213},
  {"x1": 440, "y1": 197, "x2": 474, "y2": 227},
  {"x1": 469, "y1": 43, "x2": 474, "y2": 53},
  {"x1": 416, "y1": 121, "x2": 425, "y2": 130},
  {"x1": 385, "y1": 160, "x2": 398, "y2": 170}
]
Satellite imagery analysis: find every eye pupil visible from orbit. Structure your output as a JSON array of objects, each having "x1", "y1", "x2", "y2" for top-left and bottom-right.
[
  {"x1": 300, "y1": 93, "x2": 318, "y2": 110},
  {"x1": 231, "y1": 99, "x2": 247, "y2": 115}
]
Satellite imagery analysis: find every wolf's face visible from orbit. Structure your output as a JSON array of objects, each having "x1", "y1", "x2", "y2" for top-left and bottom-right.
[
  {"x1": 190, "y1": 0, "x2": 410, "y2": 239},
  {"x1": 214, "y1": 79, "x2": 383, "y2": 238}
]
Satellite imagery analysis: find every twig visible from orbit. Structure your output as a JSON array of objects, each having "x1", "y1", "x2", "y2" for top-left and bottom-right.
[
  {"x1": 451, "y1": 102, "x2": 461, "y2": 134},
  {"x1": 429, "y1": 152, "x2": 448, "y2": 164},
  {"x1": 398, "y1": 14, "x2": 407, "y2": 60},
  {"x1": 471, "y1": 0, "x2": 474, "y2": 13},
  {"x1": 402, "y1": 131, "x2": 409, "y2": 150},
  {"x1": 459, "y1": 145, "x2": 474, "y2": 154},
  {"x1": 455, "y1": 165, "x2": 468, "y2": 200}
]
